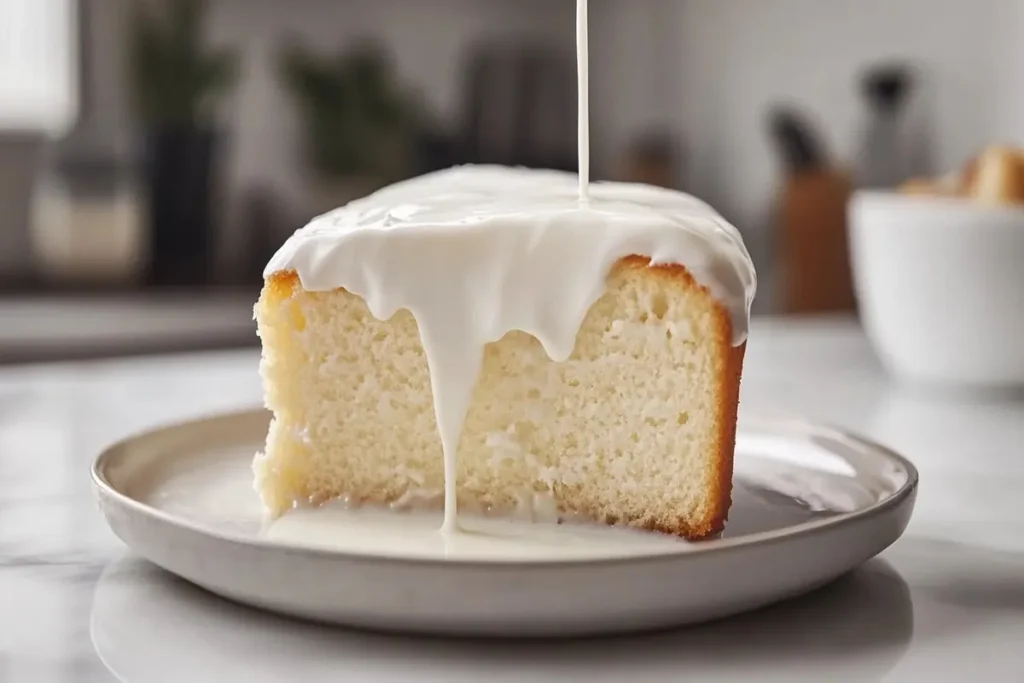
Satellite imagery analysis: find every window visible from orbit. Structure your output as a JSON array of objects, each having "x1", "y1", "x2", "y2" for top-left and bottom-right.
[{"x1": 0, "y1": 0, "x2": 76, "y2": 134}]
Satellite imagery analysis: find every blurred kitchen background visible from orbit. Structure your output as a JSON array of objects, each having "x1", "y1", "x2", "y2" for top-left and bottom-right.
[{"x1": 1, "y1": 0, "x2": 1022, "y2": 363}]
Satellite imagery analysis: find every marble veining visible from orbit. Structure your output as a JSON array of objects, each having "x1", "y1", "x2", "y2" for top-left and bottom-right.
[{"x1": 2, "y1": 320, "x2": 1024, "y2": 681}]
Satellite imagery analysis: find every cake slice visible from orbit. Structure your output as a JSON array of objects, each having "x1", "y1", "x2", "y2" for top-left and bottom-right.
[{"x1": 254, "y1": 166, "x2": 753, "y2": 540}]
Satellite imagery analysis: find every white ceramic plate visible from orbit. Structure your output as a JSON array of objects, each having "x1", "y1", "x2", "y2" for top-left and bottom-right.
[{"x1": 92, "y1": 409, "x2": 917, "y2": 637}]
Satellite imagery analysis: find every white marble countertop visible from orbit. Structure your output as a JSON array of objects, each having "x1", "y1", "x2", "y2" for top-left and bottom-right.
[{"x1": 1, "y1": 316, "x2": 1023, "y2": 682}]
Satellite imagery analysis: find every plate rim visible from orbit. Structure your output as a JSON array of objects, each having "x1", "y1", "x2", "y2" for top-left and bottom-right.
[{"x1": 91, "y1": 407, "x2": 919, "y2": 569}]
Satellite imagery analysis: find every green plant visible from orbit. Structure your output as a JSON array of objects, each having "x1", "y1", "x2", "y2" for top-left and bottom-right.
[
  {"x1": 127, "y1": 0, "x2": 239, "y2": 128},
  {"x1": 278, "y1": 41, "x2": 414, "y2": 179}
]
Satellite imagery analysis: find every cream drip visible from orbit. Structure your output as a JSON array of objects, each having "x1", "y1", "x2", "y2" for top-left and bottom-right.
[
  {"x1": 263, "y1": 1, "x2": 755, "y2": 536},
  {"x1": 577, "y1": 0, "x2": 590, "y2": 200}
]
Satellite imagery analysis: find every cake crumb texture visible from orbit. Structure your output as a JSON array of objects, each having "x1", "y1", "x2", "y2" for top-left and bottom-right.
[{"x1": 255, "y1": 256, "x2": 744, "y2": 540}]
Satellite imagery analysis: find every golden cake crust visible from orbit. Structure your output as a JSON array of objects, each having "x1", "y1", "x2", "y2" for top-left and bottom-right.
[{"x1": 261, "y1": 255, "x2": 745, "y2": 540}]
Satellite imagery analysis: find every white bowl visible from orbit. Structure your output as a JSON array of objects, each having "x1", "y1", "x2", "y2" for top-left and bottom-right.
[{"x1": 849, "y1": 191, "x2": 1024, "y2": 389}]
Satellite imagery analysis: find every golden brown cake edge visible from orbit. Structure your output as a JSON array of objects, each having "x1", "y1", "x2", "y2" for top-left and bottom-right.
[{"x1": 260, "y1": 255, "x2": 746, "y2": 541}]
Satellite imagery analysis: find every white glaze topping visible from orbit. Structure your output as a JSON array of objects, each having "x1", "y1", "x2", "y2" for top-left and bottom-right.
[
  {"x1": 265, "y1": 165, "x2": 755, "y2": 340},
  {"x1": 263, "y1": 0, "x2": 755, "y2": 536}
]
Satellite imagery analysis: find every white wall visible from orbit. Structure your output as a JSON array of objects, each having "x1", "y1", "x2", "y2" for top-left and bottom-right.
[
  {"x1": 206, "y1": 0, "x2": 1024, "y2": 225},
  {"x1": 71, "y1": 0, "x2": 1024, "y2": 286},
  {"x1": 207, "y1": 0, "x2": 576, "y2": 205},
  {"x1": 674, "y1": 0, "x2": 1024, "y2": 234},
  {"x1": 209, "y1": 0, "x2": 680, "y2": 199},
  {"x1": 587, "y1": 0, "x2": 678, "y2": 177}
]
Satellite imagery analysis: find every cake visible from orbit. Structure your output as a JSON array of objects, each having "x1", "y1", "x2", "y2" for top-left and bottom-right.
[
  {"x1": 900, "y1": 145, "x2": 1024, "y2": 206},
  {"x1": 254, "y1": 165, "x2": 755, "y2": 540}
]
